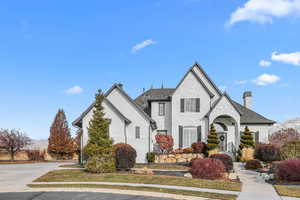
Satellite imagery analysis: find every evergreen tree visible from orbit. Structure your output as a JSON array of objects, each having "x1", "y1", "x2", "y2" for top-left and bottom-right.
[
  {"x1": 83, "y1": 90, "x2": 115, "y2": 173},
  {"x1": 207, "y1": 124, "x2": 220, "y2": 150},
  {"x1": 238, "y1": 126, "x2": 255, "y2": 161},
  {"x1": 48, "y1": 109, "x2": 74, "y2": 159}
]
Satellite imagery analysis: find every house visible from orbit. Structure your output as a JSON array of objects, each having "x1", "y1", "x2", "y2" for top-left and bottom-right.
[{"x1": 73, "y1": 63, "x2": 275, "y2": 163}]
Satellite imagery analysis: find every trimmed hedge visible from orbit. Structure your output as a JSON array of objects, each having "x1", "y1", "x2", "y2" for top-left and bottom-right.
[
  {"x1": 245, "y1": 159, "x2": 262, "y2": 170},
  {"x1": 190, "y1": 158, "x2": 226, "y2": 180},
  {"x1": 192, "y1": 142, "x2": 206, "y2": 154},
  {"x1": 113, "y1": 143, "x2": 137, "y2": 170},
  {"x1": 255, "y1": 143, "x2": 280, "y2": 162},
  {"x1": 209, "y1": 154, "x2": 233, "y2": 172},
  {"x1": 146, "y1": 152, "x2": 155, "y2": 163},
  {"x1": 276, "y1": 159, "x2": 300, "y2": 181}
]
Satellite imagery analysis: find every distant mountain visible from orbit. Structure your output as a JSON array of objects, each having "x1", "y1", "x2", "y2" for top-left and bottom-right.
[{"x1": 270, "y1": 118, "x2": 300, "y2": 134}]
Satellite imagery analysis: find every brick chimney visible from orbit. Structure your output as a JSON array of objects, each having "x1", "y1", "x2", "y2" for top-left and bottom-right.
[{"x1": 243, "y1": 91, "x2": 252, "y2": 109}]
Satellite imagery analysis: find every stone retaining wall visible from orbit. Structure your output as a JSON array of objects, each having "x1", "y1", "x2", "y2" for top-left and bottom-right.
[{"x1": 155, "y1": 153, "x2": 203, "y2": 163}]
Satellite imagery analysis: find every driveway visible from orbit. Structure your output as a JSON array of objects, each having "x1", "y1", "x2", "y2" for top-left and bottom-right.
[
  {"x1": 0, "y1": 162, "x2": 61, "y2": 192},
  {"x1": 0, "y1": 192, "x2": 174, "y2": 200}
]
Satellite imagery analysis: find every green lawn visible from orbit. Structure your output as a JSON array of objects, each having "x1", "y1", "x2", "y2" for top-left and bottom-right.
[
  {"x1": 134, "y1": 164, "x2": 189, "y2": 170},
  {"x1": 59, "y1": 164, "x2": 83, "y2": 168},
  {"x1": 34, "y1": 169, "x2": 241, "y2": 191},
  {"x1": 274, "y1": 185, "x2": 300, "y2": 198},
  {"x1": 28, "y1": 184, "x2": 238, "y2": 200}
]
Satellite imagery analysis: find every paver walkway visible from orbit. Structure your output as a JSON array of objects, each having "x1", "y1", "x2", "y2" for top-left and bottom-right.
[{"x1": 235, "y1": 163, "x2": 282, "y2": 200}]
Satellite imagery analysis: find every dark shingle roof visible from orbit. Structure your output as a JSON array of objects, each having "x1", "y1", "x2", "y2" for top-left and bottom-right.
[{"x1": 135, "y1": 88, "x2": 275, "y2": 125}]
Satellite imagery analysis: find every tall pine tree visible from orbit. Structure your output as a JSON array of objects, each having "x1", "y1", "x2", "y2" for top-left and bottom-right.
[
  {"x1": 48, "y1": 109, "x2": 74, "y2": 159},
  {"x1": 207, "y1": 124, "x2": 220, "y2": 150},
  {"x1": 83, "y1": 90, "x2": 115, "y2": 173}
]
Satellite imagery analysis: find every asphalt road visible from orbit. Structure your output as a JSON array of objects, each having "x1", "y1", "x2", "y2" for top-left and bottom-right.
[{"x1": 0, "y1": 192, "x2": 175, "y2": 200}]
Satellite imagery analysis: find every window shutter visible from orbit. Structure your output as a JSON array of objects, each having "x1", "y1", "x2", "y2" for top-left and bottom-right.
[
  {"x1": 179, "y1": 126, "x2": 183, "y2": 148},
  {"x1": 197, "y1": 126, "x2": 202, "y2": 142},
  {"x1": 196, "y1": 98, "x2": 200, "y2": 112},
  {"x1": 180, "y1": 99, "x2": 185, "y2": 112}
]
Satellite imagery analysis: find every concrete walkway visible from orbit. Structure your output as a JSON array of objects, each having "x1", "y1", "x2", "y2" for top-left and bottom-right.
[
  {"x1": 30, "y1": 181, "x2": 240, "y2": 196},
  {"x1": 235, "y1": 163, "x2": 282, "y2": 200}
]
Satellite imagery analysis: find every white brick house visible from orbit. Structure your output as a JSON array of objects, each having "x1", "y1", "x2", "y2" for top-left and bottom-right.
[{"x1": 73, "y1": 63, "x2": 275, "y2": 163}]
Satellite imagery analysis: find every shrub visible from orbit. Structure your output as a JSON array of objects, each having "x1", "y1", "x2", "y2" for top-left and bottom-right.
[
  {"x1": 113, "y1": 143, "x2": 137, "y2": 170},
  {"x1": 25, "y1": 150, "x2": 45, "y2": 161},
  {"x1": 207, "y1": 124, "x2": 219, "y2": 150},
  {"x1": 84, "y1": 155, "x2": 116, "y2": 173},
  {"x1": 238, "y1": 126, "x2": 255, "y2": 161},
  {"x1": 190, "y1": 158, "x2": 226, "y2": 180},
  {"x1": 245, "y1": 159, "x2": 262, "y2": 170},
  {"x1": 182, "y1": 147, "x2": 194, "y2": 153},
  {"x1": 269, "y1": 128, "x2": 300, "y2": 147},
  {"x1": 146, "y1": 152, "x2": 155, "y2": 163},
  {"x1": 155, "y1": 134, "x2": 174, "y2": 153},
  {"x1": 255, "y1": 143, "x2": 280, "y2": 162},
  {"x1": 192, "y1": 142, "x2": 206, "y2": 154},
  {"x1": 276, "y1": 159, "x2": 300, "y2": 181},
  {"x1": 280, "y1": 140, "x2": 300, "y2": 160},
  {"x1": 209, "y1": 154, "x2": 233, "y2": 172}
]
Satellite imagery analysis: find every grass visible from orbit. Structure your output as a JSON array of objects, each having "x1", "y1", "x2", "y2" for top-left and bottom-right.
[
  {"x1": 27, "y1": 184, "x2": 238, "y2": 200},
  {"x1": 34, "y1": 169, "x2": 242, "y2": 191},
  {"x1": 59, "y1": 164, "x2": 83, "y2": 168},
  {"x1": 274, "y1": 185, "x2": 300, "y2": 198},
  {"x1": 134, "y1": 164, "x2": 189, "y2": 170}
]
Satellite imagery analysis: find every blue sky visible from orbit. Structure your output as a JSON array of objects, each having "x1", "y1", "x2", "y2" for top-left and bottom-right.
[{"x1": 1, "y1": 0, "x2": 300, "y2": 139}]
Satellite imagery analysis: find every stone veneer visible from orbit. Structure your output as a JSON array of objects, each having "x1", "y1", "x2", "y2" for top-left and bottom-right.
[{"x1": 155, "y1": 153, "x2": 203, "y2": 163}]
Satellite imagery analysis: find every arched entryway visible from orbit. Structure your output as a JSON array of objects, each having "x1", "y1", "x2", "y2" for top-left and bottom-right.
[{"x1": 213, "y1": 115, "x2": 239, "y2": 153}]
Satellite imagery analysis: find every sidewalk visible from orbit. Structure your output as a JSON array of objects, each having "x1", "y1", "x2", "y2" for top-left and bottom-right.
[{"x1": 234, "y1": 163, "x2": 282, "y2": 200}]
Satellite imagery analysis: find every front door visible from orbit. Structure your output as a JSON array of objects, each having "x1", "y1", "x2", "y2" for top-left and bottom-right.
[{"x1": 217, "y1": 132, "x2": 227, "y2": 151}]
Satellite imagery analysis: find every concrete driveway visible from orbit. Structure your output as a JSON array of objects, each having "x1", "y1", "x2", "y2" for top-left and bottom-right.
[
  {"x1": 0, "y1": 162, "x2": 61, "y2": 192},
  {"x1": 0, "y1": 192, "x2": 174, "y2": 200}
]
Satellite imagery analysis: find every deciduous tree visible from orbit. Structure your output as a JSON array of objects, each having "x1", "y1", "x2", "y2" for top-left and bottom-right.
[
  {"x1": 269, "y1": 128, "x2": 300, "y2": 147},
  {"x1": 0, "y1": 129, "x2": 31, "y2": 160}
]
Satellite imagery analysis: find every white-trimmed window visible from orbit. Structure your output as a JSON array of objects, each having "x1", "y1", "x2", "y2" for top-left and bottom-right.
[
  {"x1": 158, "y1": 103, "x2": 165, "y2": 116},
  {"x1": 135, "y1": 126, "x2": 140, "y2": 139},
  {"x1": 181, "y1": 98, "x2": 200, "y2": 112},
  {"x1": 183, "y1": 127, "x2": 197, "y2": 148}
]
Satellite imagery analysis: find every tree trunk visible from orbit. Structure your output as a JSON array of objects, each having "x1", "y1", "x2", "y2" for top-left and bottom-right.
[{"x1": 10, "y1": 150, "x2": 15, "y2": 161}]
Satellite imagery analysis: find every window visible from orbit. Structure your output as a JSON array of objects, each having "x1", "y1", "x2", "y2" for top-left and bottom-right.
[
  {"x1": 181, "y1": 98, "x2": 200, "y2": 112},
  {"x1": 157, "y1": 130, "x2": 168, "y2": 135},
  {"x1": 183, "y1": 127, "x2": 197, "y2": 148},
  {"x1": 135, "y1": 126, "x2": 140, "y2": 139},
  {"x1": 254, "y1": 131, "x2": 259, "y2": 143},
  {"x1": 158, "y1": 103, "x2": 165, "y2": 116}
]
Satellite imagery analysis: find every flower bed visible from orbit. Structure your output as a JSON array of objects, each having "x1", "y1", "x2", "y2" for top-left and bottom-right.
[{"x1": 154, "y1": 153, "x2": 203, "y2": 163}]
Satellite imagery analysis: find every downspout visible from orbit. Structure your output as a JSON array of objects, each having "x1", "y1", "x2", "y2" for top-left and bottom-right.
[
  {"x1": 124, "y1": 121, "x2": 127, "y2": 144},
  {"x1": 80, "y1": 132, "x2": 83, "y2": 165}
]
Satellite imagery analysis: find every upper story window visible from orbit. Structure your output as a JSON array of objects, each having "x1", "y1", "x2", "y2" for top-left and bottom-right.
[
  {"x1": 158, "y1": 103, "x2": 166, "y2": 116},
  {"x1": 180, "y1": 98, "x2": 200, "y2": 112},
  {"x1": 135, "y1": 126, "x2": 140, "y2": 139},
  {"x1": 157, "y1": 130, "x2": 168, "y2": 135}
]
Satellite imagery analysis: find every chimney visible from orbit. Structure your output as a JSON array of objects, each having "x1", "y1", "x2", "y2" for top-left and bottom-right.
[{"x1": 243, "y1": 91, "x2": 252, "y2": 109}]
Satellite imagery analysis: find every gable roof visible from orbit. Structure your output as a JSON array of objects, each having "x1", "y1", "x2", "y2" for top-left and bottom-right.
[
  {"x1": 174, "y1": 63, "x2": 216, "y2": 98},
  {"x1": 72, "y1": 83, "x2": 156, "y2": 129},
  {"x1": 72, "y1": 97, "x2": 131, "y2": 128},
  {"x1": 206, "y1": 93, "x2": 242, "y2": 117}
]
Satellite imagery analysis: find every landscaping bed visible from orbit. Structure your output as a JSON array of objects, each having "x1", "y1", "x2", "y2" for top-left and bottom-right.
[
  {"x1": 274, "y1": 185, "x2": 300, "y2": 198},
  {"x1": 34, "y1": 169, "x2": 242, "y2": 191},
  {"x1": 27, "y1": 184, "x2": 238, "y2": 200},
  {"x1": 134, "y1": 163, "x2": 189, "y2": 170}
]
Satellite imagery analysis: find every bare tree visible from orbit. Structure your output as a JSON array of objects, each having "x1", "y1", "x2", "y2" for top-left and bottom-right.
[{"x1": 0, "y1": 129, "x2": 31, "y2": 160}]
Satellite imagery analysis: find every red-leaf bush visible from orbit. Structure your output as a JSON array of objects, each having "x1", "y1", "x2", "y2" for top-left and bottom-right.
[
  {"x1": 209, "y1": 154, "x2": 233, "y2": 172},
  {"x1": 255, "y1": 143, "x2": 280, "y2": 162},
  {"x1": 276, "y1": 159, "x2": 300, "y2": 181},
  {"x1": 113, "y1": 143, "x2": 137, "y2": 170},
  {"x1": 190, "y1": 158, "x2": 226, "y2": 180},
  {"x1": 25, "y1": 150, "x2": 45, "y2": 161},
  {"x1": 155, "y1": 134, "x2": 174, "y2": 153},
  {"x1": 269, "y1": 128, "x2": 300, "y2": 147},
  {"x1": 192, "y1": 142, "x2": 206, "y2": 154},
  {"x1": 245, "y1": 159, "x2": 262, "y2": 170}
]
